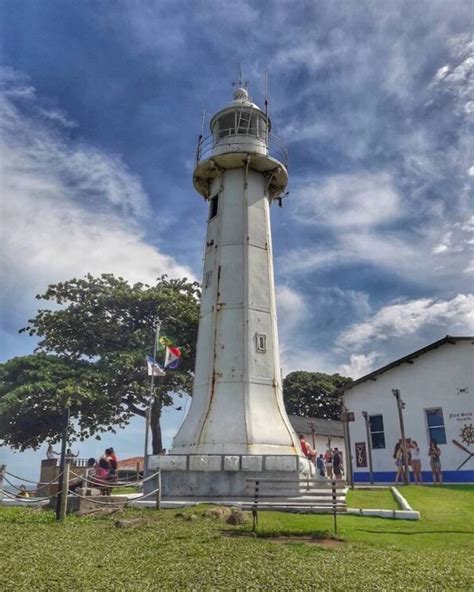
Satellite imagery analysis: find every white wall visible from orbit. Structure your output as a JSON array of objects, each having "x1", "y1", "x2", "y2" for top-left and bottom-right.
[{"x1": 344, "y1": 340, "x2": 473, "y2": 482}]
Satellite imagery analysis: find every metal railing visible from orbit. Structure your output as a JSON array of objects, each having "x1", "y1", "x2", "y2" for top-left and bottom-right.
[{"x1": 195, "y1": 129, "x2": 288, "y2": 169}]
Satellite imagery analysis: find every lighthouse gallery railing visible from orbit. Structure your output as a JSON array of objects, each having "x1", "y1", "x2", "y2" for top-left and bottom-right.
[{"x1": 195, "y1": 129, "x2": 288, "y2": 169}]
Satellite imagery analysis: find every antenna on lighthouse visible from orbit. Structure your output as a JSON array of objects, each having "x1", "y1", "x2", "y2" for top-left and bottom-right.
[
  {"x1": 195, "y1": 107, "x2": 206, "y2": 166},
  {"x1": 232, "y1": 63, "x2": 248, "y2": 92},
  {"x1": 200, "y1": 108, "x2": 206, "y2": 136},
  {"x1": 264, "y1": 69, "x2": 269, "y2": 117}
]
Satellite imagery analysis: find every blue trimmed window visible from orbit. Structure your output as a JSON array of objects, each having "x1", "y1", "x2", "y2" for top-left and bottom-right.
[
  {"x1": 369, "y1": 414, "x2": 386, "y2": 449},
  {"x1": 425, "y1": 408, "x2": 447, "y2": 445}
]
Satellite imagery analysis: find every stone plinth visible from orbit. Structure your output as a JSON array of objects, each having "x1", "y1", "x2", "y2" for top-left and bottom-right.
[{"x1": 148, "y1": 454, "x2": 313, "y2": 498}]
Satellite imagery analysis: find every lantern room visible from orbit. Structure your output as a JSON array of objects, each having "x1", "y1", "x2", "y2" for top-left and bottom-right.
[
  {"x1": 210, "y1": 87, "x2": 269, "y2": 157},
  {"x1": 193, "y1": 86, "x2": 288, "y2": 200}
]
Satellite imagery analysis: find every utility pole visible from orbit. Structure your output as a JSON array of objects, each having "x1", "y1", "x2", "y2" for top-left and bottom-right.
[
  {"x1": 0, "y1": 464, "x2": 5, "y2": 504},
  {"x1": 144, "y1": 319, "x2": 161, "y2": 477},
  {"x1": 310, "y1": 422, "x2": 316, "y2": 450},
  {"x1": 362, "y1": 411, "x2": 374, "y2": 485},
  {"x1": 392, "y1": 388, "x2": 409, "y2": 485},
  {"x1": 341, "y1": 406, "x2": 354, "y2": 489},
  {"x1": 56, "y1": 405, "x2": 70, "y2": 521},
  {"x1": 59, "y1": 460, "x2": 70, "y2": 521}
]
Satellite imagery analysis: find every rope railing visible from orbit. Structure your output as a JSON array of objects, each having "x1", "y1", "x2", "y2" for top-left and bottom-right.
[
  {"x1": 0, "y1": 488, "x2": 54, "y2": 503},
  {"x1": 126, "y1": 486, "x2": 161, "y2": 502},
  {"x1": 5, "y1": 469, "x2": 64, "y2": 486},
  {"x1": 68, "y1": 470, "x2": 141, "y2": 488},
  {"x1": 69, "y1": 469, "x2": 159, "y2": 487}
]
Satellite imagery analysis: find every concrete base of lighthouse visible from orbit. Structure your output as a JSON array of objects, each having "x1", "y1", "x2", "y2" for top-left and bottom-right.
[{"x1": 147, "y1": 454, "x2": 313, "y2": 498}]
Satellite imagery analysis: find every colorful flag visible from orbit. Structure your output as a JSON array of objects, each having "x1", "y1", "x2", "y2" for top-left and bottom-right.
[
  {"x1": 146, "y1": 355, "x2": 166, "y2": 377},
  {"x1": 164, "y1": 345, "x2": 182, "y2": 369},
  {"x1": 158, "y1": 335, "x2": 174, "y2": 350}
]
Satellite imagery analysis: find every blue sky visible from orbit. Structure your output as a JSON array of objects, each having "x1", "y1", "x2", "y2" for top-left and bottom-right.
[{"x1": 1, "y1": 1, "x2": 472, "y2": 481}]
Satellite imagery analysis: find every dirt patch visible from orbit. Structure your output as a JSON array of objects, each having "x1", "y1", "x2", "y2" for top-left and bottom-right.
[
  {"x1": 267, "y1": 535, "x2": 344, "y2": 547},
  {"x1": 222, "y1": 531, "x2": 345, "y2": 547}
]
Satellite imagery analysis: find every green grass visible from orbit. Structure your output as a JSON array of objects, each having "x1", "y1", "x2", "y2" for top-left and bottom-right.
[
  {"x1": 0, "y1": 486, "x2": 472, "y2": 591},
  {"x1": 347, "y1": 487, "x2": 398, "y2": 510}
]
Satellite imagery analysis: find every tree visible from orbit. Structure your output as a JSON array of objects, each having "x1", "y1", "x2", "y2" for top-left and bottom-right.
[
  {"x1": 283, "y1": 371, "x2": 352, "y2": 420},
  {"x1": 1, "y1": 274, "x2": 200, "y2": 453},
  {"x1": 0, "y1": 355, "x2": 114, "y2": 450}
]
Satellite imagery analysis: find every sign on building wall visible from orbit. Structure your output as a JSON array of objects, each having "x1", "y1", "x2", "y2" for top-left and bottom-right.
[{"x1": 355, "y1": 442, "x2": 367, "y2": 467}]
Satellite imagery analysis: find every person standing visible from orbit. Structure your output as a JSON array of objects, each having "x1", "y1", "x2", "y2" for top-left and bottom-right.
[
  {"x1": 394, "y1": 445, "x2": 405, "y2": 483},
  {"x1": 324, "y1": 449, "x2": 333, "y2": 480},
  {"x1": 316, "y1": 454, "x2": 326, "y2": 479},
  {"x1": 428, "y1": 441, "x2": 442, "y2": 484},
  {"x1": 106, "y1": 448, "x2": 118, "y2": 478},
  {"x1": 410, "y1": 441, "x2": 423, "y2": 484},
  {"x1": 65, "y1": 448, "x2": 79, "y2": 462},
  {"x1": 298, "y1": 434, "x2": 316, "y2": 462},
  {"x1": 46, "y1": 444, "x2": 59, "y2": 460},
  {"x1": 333, "y1": 448, "x2": 343, "y2": 480}
]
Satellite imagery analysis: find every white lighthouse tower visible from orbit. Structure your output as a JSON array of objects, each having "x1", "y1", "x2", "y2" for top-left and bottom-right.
[{"x1": 152, "y1": 86, "x2": 310, "y2": 496}]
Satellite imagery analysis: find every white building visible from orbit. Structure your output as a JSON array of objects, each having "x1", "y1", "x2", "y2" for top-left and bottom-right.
[
  {"x1": 288, "y1": 415, "x2": 344, "y2": 458},
  {"x1": 343, "y1": 336, "x2": 473, "y2": 483}
]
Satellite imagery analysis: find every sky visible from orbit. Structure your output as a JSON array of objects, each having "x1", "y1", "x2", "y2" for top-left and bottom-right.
[{"x1": 1, "y1": 0, "x2": 473, "y2": 481}]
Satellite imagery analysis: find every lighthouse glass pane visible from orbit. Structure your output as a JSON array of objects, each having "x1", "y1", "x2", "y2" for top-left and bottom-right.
[
  {"x1": 425, "y1": 408, "x2": 447, "y2": 444},
  {"x1": 258, "y1": 116, "x2": 267, "y2": 139},
  {"x1": 217, "y1": 112, "x2": 236, "y2": 138},
  {"x1": 237, "y1": 110, "x2": 250, "y2": 134},
  {"x1": 369, "y1": 414, "x2": 385, "y2": 449}
]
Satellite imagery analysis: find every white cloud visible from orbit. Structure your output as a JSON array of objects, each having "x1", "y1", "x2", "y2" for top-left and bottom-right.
[
  {"x1": 276, "y1": 285, "x2": 307, "y2": 333},
  {"x1": 0, "y1": 70, "x2": 194, "y2": 333},
  {"x1": 337, "y1": 294, "x2": 474, "y2": 350},
  {"x1": 339, "y1": 352, "x2": 379, "y2": 379},
  {"x1": 294, "y1": 173, "x2": 401, "y2": 229},
  {"x1": 431, "y1": 34, "x2": 474, "y2": 116}
]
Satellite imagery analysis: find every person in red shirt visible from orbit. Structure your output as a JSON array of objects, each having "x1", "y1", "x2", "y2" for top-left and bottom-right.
[{"x1": 299, "y1": 434, "x2": 316, "y2": 461}]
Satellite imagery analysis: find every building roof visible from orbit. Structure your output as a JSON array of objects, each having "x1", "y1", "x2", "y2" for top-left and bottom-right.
[
  {"x1": 344, "y1": 335, "x2": 473, "y2": 393},
  {"x1": 117, "y1": 456, "x2": 144, "y2": 471},
  {"x1": 288, "y1": 414, "x2": 344, "y2": 437}
]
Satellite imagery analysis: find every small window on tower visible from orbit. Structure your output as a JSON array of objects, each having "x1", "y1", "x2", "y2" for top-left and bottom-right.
[
  {"x1": 256, "y1": 333, "x2": 267, "y2": 353},
  {"x1": 209, "y1": 194, "x2": 219, "y2": 219},
  {"x1": 204, "y1": 270, "x2": 213, "y2": 290}
]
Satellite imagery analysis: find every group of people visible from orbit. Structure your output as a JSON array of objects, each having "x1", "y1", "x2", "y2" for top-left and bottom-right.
[
  {"x1": 394, "y1": 439, "x2": 442, "y2": 484},
  {"x1": 45, "y1": 444, "x2": 119, "y2": 494},
  {"x1": 299, "y1": 434, "x2": 344, "y2": 480}
]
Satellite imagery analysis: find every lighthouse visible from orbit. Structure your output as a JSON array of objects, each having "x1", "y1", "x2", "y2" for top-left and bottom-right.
[{"x1": 152, "y1": 86, "x2": 311, "y2": 496}]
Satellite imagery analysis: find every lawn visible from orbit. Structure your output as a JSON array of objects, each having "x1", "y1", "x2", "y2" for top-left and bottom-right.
[
  {"x1": 0, "y1": 486, "x2": 472, "y2": 591},
  {"x1": 346, "y1": 487, "x2": 398, "y2": 510}
]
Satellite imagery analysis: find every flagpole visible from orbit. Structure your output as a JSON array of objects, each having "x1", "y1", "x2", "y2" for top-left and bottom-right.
[{"x1": 144, "y1": 319, "x2": 161, "y2": 476}]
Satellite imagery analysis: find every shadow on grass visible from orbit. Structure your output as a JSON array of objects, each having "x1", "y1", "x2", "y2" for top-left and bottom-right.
[{"x1": 356, "y1": 529, "x2": 473, "y2": 535}]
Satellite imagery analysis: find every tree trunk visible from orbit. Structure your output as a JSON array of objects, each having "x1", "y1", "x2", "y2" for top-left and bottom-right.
[{"x1": 150, "y1": 396, "x2": 163, "y2": 454}]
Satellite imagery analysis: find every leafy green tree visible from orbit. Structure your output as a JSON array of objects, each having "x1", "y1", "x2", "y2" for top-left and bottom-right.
[
  {"x1": 0, "y1": 355, "x2": 113, "y2": 450},
  {"x1": 283, "y1": 371, "x2": 352, "y2": 420},
  {"x1": 0, "y1": 274, "x2": 200, "y2": 453}
]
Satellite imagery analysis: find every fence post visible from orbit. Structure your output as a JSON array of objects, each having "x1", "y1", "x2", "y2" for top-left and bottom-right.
[
  {"x1": 252, "y1": 480, "x2": 259, "y2": 532},
  {"x1": 332, "y1": 480, "x2": 337, "y2": 535},
  {"x1": 0, "y1": 464, "x2": 5, "y2": 505},
  {"x1": 59, "y1": 461, "x2": 70, "y2": 522},
  {"x1": 155, "y1": 469, "x2": 161, "y2": 510}
]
